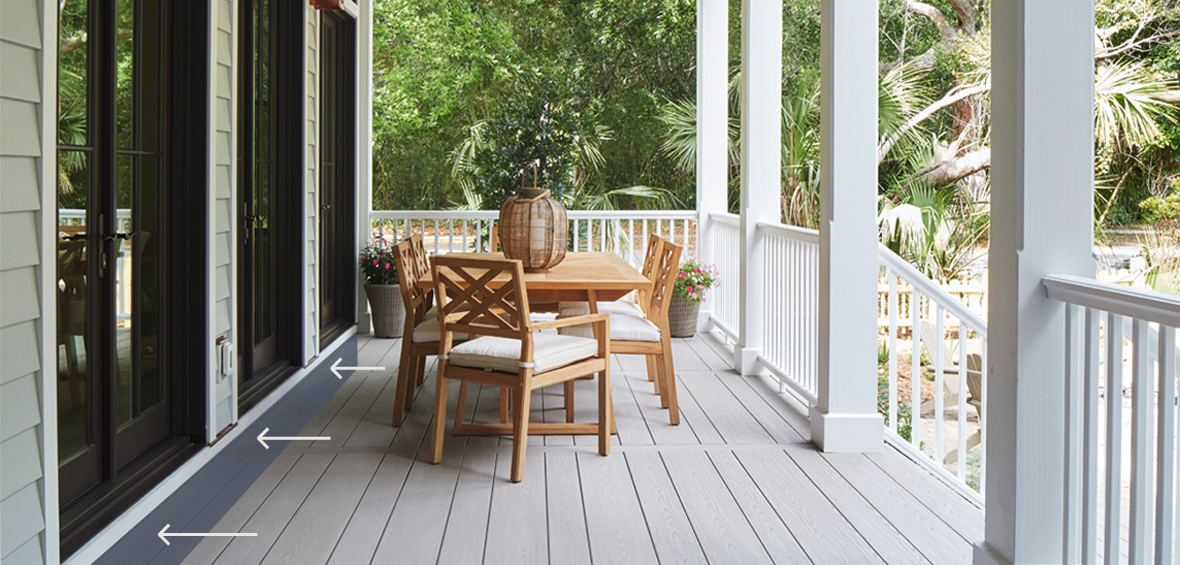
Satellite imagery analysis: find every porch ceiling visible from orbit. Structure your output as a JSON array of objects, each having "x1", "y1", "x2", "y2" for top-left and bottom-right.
[{"x1": 179, "y1": 333, "x2": 980, "y2": 565}]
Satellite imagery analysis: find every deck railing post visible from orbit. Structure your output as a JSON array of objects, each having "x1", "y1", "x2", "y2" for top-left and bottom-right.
[
  {"x1": 735, "y1": 0, "x2": 780, "y2": 376},
  {"x1": 808, "y1": 0, "x2": 882, "y2": 453},
  {"x1": 978, "y1": 2, "x2": 1095, "y2": 564},
  {"x1": 696, "y1": 0, "x2": 728, "y2": 335}
]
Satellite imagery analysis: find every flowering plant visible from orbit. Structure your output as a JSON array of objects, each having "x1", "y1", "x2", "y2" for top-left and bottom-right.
[
  {"x1": 673, "y1": 256, "x2": 718, "y2": 303},
  {"x1": 360, "y1": 240, "x2": 400, "y2": 285}
]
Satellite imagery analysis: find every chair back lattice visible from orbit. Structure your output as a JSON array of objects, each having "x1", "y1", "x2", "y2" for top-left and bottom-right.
[
  {"x1": 636, "y1": 234, "x2": 664, "y2": 314},
  {"x1": 431, "y1": 256, "x2": 531, "y2": 340},
  {"x1": 393, "y1": 235, "x2": 433, "y2": 324},
  {"x1": 647, "y1": 238, "x2": 683, "y2": 326}
]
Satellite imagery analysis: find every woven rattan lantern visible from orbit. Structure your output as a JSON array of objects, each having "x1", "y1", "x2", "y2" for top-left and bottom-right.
[{"x1": 498, "y1": 167, "x2": 567, "y2": 272}]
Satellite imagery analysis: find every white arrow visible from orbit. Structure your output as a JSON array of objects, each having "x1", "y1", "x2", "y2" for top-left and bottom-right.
[
  {"x1": 158, "y1": 524, "x2": 257, "y2": 545},
  {"x1": 330, "y1": 358, "x2": 385, "y2": 379},
  {"x1": 256, "y1": 427, "x2": 330, "y2": 449}
]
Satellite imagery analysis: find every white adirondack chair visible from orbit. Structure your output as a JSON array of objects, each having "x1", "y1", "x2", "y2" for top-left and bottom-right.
[{"x1": 918, "y1": 319, "x2": 961, "y2": 415}]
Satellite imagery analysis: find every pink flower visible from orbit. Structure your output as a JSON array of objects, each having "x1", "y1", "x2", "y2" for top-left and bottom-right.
[
  {"x1": 687, "y1": 286, "x2": 693, "y2": 292},
  {"x1": 695, "y1": 268, "x2": 701, "y2": 273},
  {"x1": 373, "y1": 259, "x2": 379, "y2": 265},
  {"x1": 385, "y1": 263, "x2": 391, "y2": 269}
]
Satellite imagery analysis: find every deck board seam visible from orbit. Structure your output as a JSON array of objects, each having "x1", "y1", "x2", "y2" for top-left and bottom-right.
[
  {"x1": 203, "y1": 453, "x2": 307, "y2": 565},
  {"x1": 651, "y1": 451, "x2": 712, "y2": 565},
  {"x1": 574, "y1": 452, "x2": 596, "y2": 565},
  {"x1": 362, "y1": 454, "x2": 424, "y2": 565},
  {"x1": 431, "y1": 451, "x2": 470, "y2": 565},
  {"x1": 322, "y1": 453, "x2": 387, "y2": 564},
  {"x1": 725, "y1": 451, "x2": 817, "y2": 564},
  {"x1": 620, "y1": 452, "x2": 669, "y2": 564},
  {"x1": 703, "y1": 451, "x2": 812, "y2": 565},
  {"x1": 250, "y1": 453, "x2": 339, "y2": 565},
  {"x1": 779, "y1": 448, "x2": 929, "y2": 565}
]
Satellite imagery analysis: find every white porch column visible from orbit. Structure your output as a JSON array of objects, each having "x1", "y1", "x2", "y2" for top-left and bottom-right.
[
  {"x1": 809, "y1": 0, "x2": 882, "y2": 453},
  {"x1": 735, "y1": 0, "x2": 780, "y2": 375},
  {"x1": 356, "y1": 0, "x2": 374, "y2": 334},
  {"x1": 978, "y1": 2, "x2": 1094, "y2": 564},
  {"x1": 695, "y1": 0, "x2": 728, "y2": 333}
]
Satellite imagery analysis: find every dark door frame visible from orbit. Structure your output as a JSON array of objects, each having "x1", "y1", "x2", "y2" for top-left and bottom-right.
[
  {"x1": 318, "y1": 11, "x2": 358, "y2": 348},
  {"x1": 58, "y1": 0, "x2": 208, "y2": 557},
  {"x1": 236, "y1": 0, "x2": 306, "y2": 412}
]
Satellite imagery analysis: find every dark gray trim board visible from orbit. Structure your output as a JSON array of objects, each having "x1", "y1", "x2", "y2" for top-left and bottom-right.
[{"x1": 92, "y1": 335, "x2": 360, "y2": 565}]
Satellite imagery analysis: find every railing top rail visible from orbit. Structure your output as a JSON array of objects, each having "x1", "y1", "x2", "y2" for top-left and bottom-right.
[
  {"x1": 878, "y1": 243, "x2": 988, "y2": 335},
  {"x1": 710, "y1": 212, "x2": 740, "y2": 226},
  {"x1": 756, "y1": 221, "x2": 820, "y2": 245},
  {"x1": 369, "y1": 209, "x2": 697, "y2": 220},
  {"x1": 1044, "y1": 273, "x2": 1180, "y2": 328}
]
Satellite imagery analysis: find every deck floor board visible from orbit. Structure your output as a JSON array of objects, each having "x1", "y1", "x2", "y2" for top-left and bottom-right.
[{"x1": 180, "y1": 334, "x2": 981, "y2": 565}]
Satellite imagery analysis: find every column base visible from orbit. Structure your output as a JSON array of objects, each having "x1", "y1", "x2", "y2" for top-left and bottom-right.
[
  {"x1": 696, "y1": 307, "x2": 714, "y2": 332},
  {"x1": 734, "y1": 346, "x2": 768, "y2": 376},
  {"x1": 808, "y1": 410, "x2": 882, "y2": 453},
  {"x1": 972, "y1": 541, "x2": 1012, "y2": 565}
]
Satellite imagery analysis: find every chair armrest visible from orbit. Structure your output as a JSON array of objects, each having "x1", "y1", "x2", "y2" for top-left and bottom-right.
[{"x1": 530, "y1": 313, "x2": 609, "y2": 332}]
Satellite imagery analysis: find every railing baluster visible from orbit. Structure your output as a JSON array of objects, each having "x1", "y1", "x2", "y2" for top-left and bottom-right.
[
  {"x1": 888, "y1": 270, "x2": 898, "y2": 434},
  {"x1": 934, "y1": 305, "x2": 944, "y2": 464},
  {"x1": 912, "y1": 292, "x2": 922, "y2": 449},
  {"x1": 1083, "y1": 308, "x2": 1100, "y2": 565},
  {"x1": 957, "y1": 313, "x2": 968, "y2": 480},
  {"x1": 1106, "y1": 312, "x2": 1125, "y2": 565},
  {"x1": 1129, "y1": 319, "x2": 1152, "y2": 562},
  {"x1": 1064, "y1": 304, "x2": 1082, "y2": 563},
  {"x1": 1156, "y1": 325, "x2": 1177, "y2": 565}
]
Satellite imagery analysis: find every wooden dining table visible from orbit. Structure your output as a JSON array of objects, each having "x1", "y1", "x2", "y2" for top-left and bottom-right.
[
  {"x1": 415, "y1": 251, "x2": 652, "y2": 313},
  {"x1": 416, "y1": 251, "x2": 648, "y2": 436}
]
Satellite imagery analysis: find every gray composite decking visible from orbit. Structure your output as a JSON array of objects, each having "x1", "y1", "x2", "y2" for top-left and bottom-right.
[{"x1": 180, "y1": 333, "x2": 982, "y2": 565}]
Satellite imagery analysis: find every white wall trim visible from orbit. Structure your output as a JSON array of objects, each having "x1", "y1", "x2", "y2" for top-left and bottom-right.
[
  {"x1": 61, "y1": 328, "x2": 357, "y2": 565},
  {"x1": 39, "y1": 0, "x2": 62, "y2": 560},
  {"x1": 205, "y1": 0, "x2": 220, "y2": 445},
  {"x1": 308, "y1": 6, "x2": 321, "y2": 362},
  {"x1": 356, "y1": 0, "x2": 374, "y2": 334}
]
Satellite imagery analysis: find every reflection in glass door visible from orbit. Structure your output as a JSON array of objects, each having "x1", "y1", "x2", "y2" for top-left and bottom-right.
[{"x1": 56, "y1": 0, "x2": 170, "y2": 505}]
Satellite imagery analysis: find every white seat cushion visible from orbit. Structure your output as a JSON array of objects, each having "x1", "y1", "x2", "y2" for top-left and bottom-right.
[
  {"x1": 411, "y1": 306, "x2": 468, "y2": 343},
  {"x1": 448, "y1": 333, "x2": 599, "y2": 374},
  {"x1": 557, "y1": 312, "x2": 661, "y2": 342},
  {"x1": 557, "y1": 300, "x2": 645, "y2": 318}
]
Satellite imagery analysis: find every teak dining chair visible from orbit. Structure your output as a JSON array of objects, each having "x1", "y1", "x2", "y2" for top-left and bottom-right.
[
  {"x1": 390, "y1": 235, "x2": 474, "y2": 426},
  {"x1": 429, "y1": 256, "x2": 613, "y2": 482},
  {"x1": 557, "y1": 236, "x2": 683, "y2": 424}
]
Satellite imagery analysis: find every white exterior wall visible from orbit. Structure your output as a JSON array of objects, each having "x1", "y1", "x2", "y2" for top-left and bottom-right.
[
  {"x1": 210, "y1": 0, "x2": 239, "y2": 437},
  {"x1": 0, "y1": 0, "x2": 58, "y2": 563},
  {"x1": 305, "y1": 7, "x2": 321, "y2": 363}
]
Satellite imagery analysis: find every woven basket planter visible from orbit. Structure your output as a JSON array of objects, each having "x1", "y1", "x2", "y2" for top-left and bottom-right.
[
  {"x1": 365, "y1": 283, "x2": 405, "y2": 338},
  {"x1": 499, "y1": 188, "x2": 567, "y2": 272},
  {"x1": 667, "y1": 294, "x2": 701, "y2": 338}
]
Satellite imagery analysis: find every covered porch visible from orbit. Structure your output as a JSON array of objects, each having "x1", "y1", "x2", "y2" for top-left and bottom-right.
[{"x1": 178, "y1": 333, "x2": 981, "y2": 564}]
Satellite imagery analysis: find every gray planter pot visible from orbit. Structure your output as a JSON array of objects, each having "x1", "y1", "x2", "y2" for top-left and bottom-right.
[
  {"x1": 365, "y1": 283, "x2": 405, "y2": 338},
  {"x1": 667, "y1": 294, "x2": 701, "y2": 338}
]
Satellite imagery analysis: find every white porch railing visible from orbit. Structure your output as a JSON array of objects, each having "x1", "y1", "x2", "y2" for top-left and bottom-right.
[
  {"x1": 708, "y1": 212, "x2": 741, "y2": 341},
  {"x1": 879, "y1": 244, "x2": 988, "y2": 503},
  {"x1": 754, "y1": 221, "x2": 819, "y2": 404},
  {"x1": 369, "y1": 210, "x2": 697, "y2": 268},
  {"x1": 1045, "y1": 274, "x2": 1180, "y2": 564}
]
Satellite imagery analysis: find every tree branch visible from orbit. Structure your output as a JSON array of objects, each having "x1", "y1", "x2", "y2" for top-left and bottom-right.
[
  {"x1": 913, "y1": 148, "x2": 991, "y2": 186},
  {"x1": 945, "y1": 0, "x2": 978, "y2": 32},
  {"x1": 906, "y1": 1, "x2": 956, "y2": 43},
  {"x1": 878, "y1": 81, "x2": 990, "y2": 163}
]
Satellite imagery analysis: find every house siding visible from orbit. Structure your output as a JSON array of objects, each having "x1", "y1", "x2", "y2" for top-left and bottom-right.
[
  {"x1": 305, "y1": 7, "x2": 319, "y2": 362},
  {"x1": 0, "y1": 0, "x2": 53, "y2": 562},
  {"x1": 211, "y1": 0, "x2": 237, "y2": 432}
]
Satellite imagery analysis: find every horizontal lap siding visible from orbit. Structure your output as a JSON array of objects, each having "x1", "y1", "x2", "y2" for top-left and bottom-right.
[
  {"x1": 213, "y1": 0, "x2": 235, "y2": 431},
  {"x1": 306, "y1": 8, "x2": 318, "y2": 361},
  {"x1": 0, "y1": 0, "x2": 49, "y2": 562}
]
